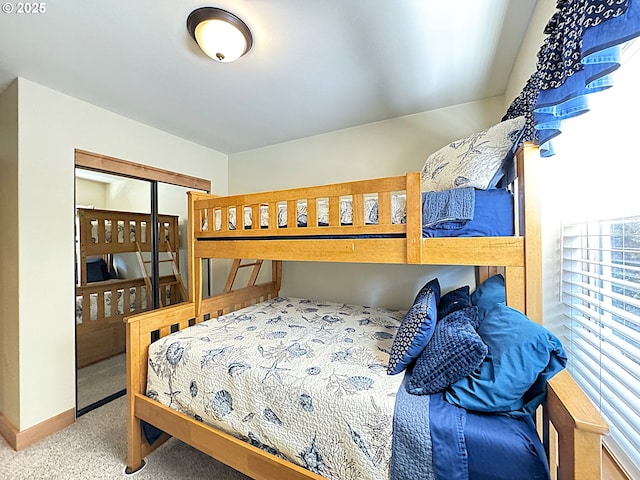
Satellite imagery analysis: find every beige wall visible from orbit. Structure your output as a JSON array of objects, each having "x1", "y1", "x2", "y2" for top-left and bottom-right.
[
  {"x1": 503, "y1": 0, "x2": 556, "y2": 111},
  {"x1": 229, "y1": 97, "x2": 506, "y2": 309},
  {"x1": 0, "y1": 81, "x2": 20, "y2": 429},
  {"x1": 75, "y1": 178, "x2": 107, "y2": 208},
  {"x1": 230, "y1": 97, "x2": 506, "y2": 191},
  {"x1": 3, "y1": 77, "x2": 227, "y2": 432}
]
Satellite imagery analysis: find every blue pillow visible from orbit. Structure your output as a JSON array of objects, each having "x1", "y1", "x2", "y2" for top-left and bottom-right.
[
  {"x1": 414, "y1": 277, "x2": 441, "y2": 304},
  {"x1": 445, "y1": 303, "x2": 567, "y2": 416},
  {"x1": 471, "y1": 274, "x2": 505, "y2": 321},
  {"x1": 387, "y1": 278, "x2": 440, "y2": 375},
  {"x1": 86, "y1": 258, "x2": 113, "y2": 282},
  {"x1": 438, "y1": 285, "x2": 471, "y2": 319},
  {"x1": 407, "y1": 307, "x2": 487, "y2": 395}
]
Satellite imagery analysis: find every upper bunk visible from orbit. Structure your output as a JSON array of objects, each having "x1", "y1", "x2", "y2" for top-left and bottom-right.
[
  {"x1": 187, "y1": 142, "x2": 540, "y2": 269},
  {"x1": 76, "y1": 208, "x2": 181, "y2": 285}
]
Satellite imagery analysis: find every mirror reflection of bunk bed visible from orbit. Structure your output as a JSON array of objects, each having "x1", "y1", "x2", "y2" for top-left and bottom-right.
[{"x1": 75, "y1": 208, "x2": 186, "y2": 368}]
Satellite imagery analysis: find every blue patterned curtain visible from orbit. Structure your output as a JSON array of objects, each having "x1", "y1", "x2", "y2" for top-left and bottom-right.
[{"x1": 503, "y1": 0, "x2": 640, "y2": 156}]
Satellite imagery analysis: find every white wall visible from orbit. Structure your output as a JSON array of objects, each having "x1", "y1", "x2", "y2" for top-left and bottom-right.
[
  {"x1": 11, "y1": 77, "x2": 227, "y2": 431},
  {"x1": 0, "y1": 80, "x2": 20, "y2": 428},
  {"x1": 229, "y1": 97, "x2": 506, "y2": 309}
]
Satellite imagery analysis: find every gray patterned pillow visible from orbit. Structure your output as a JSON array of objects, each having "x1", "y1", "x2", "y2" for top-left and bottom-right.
[
  {"x1": 407, "y1": 306, "x2": 487, "y2": 395},
  {"x1": 420, "y1": 116, "x2": 525, "y2": 192}
]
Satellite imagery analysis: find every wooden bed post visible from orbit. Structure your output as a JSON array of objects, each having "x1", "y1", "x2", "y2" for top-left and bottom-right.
[
  {"x1": 484, "y1": 143, "x2": 542, "y2": 323},
  {"x1": 187, "y1": 191, "x2": 204, "y2": 315},
  {"x1": 272, "y1": 260, "x2": 282, "y2": 293},
  {"x1": 125, "y1": 316, "x2": 145, "y2": 474},
  {"x1": 546, "y1": 369, "x2": 609, "y2": 479},
  {"x1": 406, "y1": 172, "x2": 422, "y2": 264},
  {"x1": 518, "y1": 142, "x2": 543, "y2": 324}
]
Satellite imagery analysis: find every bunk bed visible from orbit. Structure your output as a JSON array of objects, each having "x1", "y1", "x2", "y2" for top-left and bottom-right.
[
  {"x1": 76, "y1": 208, "x2": 185, "y2": 368},
  {"x1": 124, "y1": 143, "x2": 609, "y2": 479}
]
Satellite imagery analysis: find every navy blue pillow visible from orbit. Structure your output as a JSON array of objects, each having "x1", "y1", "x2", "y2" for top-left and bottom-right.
[
  {"x1": 414, "y1": 277, "x2": 441, "y2": 304},
  {"x1": 471, "y1": 274, "x2": 505, "y2": 321},
  {"x1": 438, "y1": 285, "x2": 471, "y2": 320},
  {"x1": 407, "y1": 307, "x2": 487, "y2": 395},
  {"x1": 445, "y1": 303, "x2": 567, "y2": 416},
  {"x1": 387, "y1": 278, "x2": 440, "y2": 375},
  {"x1": 86, "y1": 258, "x2": 112, "y2": 282}
]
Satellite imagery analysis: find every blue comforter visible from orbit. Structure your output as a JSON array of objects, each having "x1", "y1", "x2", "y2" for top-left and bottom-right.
[
  {"x1": 422, "y1": 188, "x2": 514, "y2": 238},
  {"x1": 392, "y1": 370, "x2": 550, "y2": 480},
  {"x1": 391, "y1": 371, "x2": 468, "y2": 480}
]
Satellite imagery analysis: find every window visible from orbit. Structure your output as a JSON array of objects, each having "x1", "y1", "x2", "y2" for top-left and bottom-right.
[
  {"x1": 553, "y1": 39, "x2": 640, "y2": 478},
  {"x1": 562, "y1": 217, "x2": 640, "y2": 477}
]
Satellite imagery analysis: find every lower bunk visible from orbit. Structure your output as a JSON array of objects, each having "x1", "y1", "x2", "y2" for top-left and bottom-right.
[
  {"x1": 125, "y1": 267, "x2": 608, "y2": 480},
  {"x1": 76, "y1": 274, "x2": 181, "y2": 368}
]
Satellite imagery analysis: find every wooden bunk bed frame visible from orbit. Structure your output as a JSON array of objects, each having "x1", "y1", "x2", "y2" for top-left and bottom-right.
[
  {"x1": 125, "y1": 143, "x2": 609, "y2": 480},
  {"x1": 76, "y1": 208, "x2": 184, "y2": 368}
]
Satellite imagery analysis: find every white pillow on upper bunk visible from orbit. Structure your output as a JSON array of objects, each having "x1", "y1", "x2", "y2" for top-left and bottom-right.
[{"x1": 420, "y1": 116, "x2": 525, "y2": 192}]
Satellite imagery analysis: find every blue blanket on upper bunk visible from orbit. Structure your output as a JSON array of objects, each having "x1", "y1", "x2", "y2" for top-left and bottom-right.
[
  {"x1": 421, "y1": 188, "x2": 475, "y2": 230},
  {"x1": 422, "y1": 188, "x2": 514, "y2": 238}
]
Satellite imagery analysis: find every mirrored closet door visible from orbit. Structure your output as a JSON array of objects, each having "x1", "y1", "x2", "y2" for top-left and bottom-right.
[
  {"x1": 75, "y1": 171, "x2": 152, "y2": 415},
  {"x1": 74, "y1": 151, "x2": 211, "y2": 416}
]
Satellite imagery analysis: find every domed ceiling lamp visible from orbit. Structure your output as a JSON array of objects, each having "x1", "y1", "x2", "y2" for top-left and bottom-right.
[{"x1": 187, "y1": 7, "x2": 253, "y2": 62}]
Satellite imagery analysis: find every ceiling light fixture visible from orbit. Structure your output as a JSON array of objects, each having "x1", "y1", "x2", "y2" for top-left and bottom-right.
[{"x1": 187, "y1": 7, "x2": 253, "y2": 63}]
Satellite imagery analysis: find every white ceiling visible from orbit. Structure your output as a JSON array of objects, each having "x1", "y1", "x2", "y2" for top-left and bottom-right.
[{"x1": 0, "y1": 0, "x2": 537, "y2": 154}]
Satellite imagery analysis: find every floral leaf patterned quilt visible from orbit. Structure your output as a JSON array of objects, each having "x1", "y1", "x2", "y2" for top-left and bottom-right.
[{"x1": 146, "y1": 296, "x2": 406, "y2": 480}]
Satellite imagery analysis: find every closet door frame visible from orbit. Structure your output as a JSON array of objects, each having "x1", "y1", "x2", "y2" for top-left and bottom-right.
[{"x1": 75, "y1": 149, "x2": 211, "y2": 191}]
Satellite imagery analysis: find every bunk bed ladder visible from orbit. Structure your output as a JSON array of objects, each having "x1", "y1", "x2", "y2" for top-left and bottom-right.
[
  {"x1": 224, "y1": 259, "x2": 264, "y2": 293},
  {"x1": 135, "y1": 241, "x2": 188, "y2": 302},
  {"x1": 165, "y1": 240, "x2": 188, "y2": 301}
]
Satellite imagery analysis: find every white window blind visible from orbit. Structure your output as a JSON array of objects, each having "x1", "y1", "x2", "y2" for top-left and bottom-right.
[{"x1": 562, "y1": 216, "x2": 640, "y2": 478}]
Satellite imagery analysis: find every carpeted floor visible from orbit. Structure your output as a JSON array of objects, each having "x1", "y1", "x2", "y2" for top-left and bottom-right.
[{"x1": 0, "y1": 396, "x2": 251, "y2": 480}]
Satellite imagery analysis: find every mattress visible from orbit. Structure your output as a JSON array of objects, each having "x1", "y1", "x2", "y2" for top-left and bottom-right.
[
  {"x1": 202, "y1": 189, "x2": 514, "y2": 238},
  {"x1": 146, "y1": 297, "x2": 405, "y2": 480},
  {"x1": 209, "y1": 194, "x2": 407, "y2": 231}
]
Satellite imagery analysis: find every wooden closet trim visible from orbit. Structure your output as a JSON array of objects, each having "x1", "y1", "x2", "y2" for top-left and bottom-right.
[{"x1": 75, "y1": 149, "x2": 211, "y2": 192}]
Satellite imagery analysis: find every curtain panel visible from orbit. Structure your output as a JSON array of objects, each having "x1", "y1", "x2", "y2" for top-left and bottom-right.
[{"x1": 503, "y1": 0, "x2": 640, "y2": 156}]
